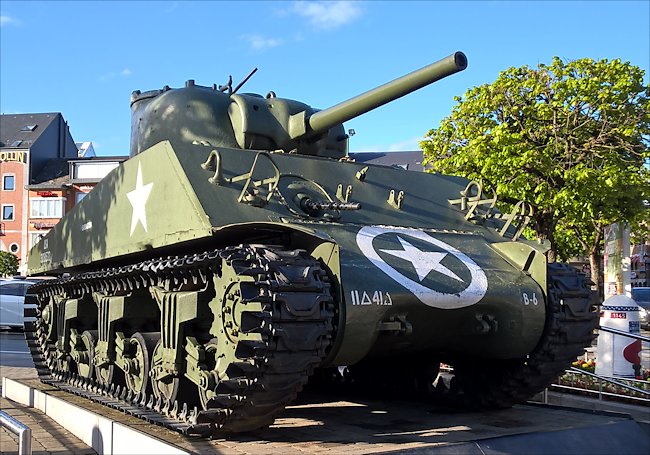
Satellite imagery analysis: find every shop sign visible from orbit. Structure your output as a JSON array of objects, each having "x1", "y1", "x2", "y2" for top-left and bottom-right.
[
  {"x1": 0, "y1": 151, "x2": 26, "y2": 162},
  {"x1": 33, "y1": 222, "x2": 57, "y2": 229}
]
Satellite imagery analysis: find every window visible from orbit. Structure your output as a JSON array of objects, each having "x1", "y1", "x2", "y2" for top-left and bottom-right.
[
  {"x1": 30, "y1": 232, "x2": 46, "y2": 248},
  {"x1": 75, "y1": 192, "x2": 88, "y2": 204},
  {"x1": 0, "y1": 283, "x2": 25, "y2": 296},
  {"x1": 20, "y1": 125, "x2": 37, "y2": 132},
  {"x1": 30, "y1": 198, "x2": 64, "y2": 218},
  {"x1": 73, "y1": 162, "x2": 119, "y2": 179},
  {"x1": 2, "y1": 205, "x2": 14, "y2": 220},
  {"x1": 3, "y1": 174, "x2": 15, "y2": 191}
]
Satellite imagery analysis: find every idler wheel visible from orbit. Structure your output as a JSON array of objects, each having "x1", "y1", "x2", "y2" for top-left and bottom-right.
[
  {"x1": 123, "y1": 332, "x2": 157, "y2": 396},
  {"x1": 40, "y1": 300, "x2": 57, "y2": 342}
]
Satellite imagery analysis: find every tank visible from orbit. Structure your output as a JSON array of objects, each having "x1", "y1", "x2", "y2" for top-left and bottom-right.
[{"x1": 25, "y1": 52, "x2": 597, "y2": 436}]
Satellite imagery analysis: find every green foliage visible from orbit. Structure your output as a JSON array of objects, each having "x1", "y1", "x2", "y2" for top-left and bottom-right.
[
  {"x1": 421, "y1": 57, "x2": 650, "y2": 263},
  {"x1": 0, "y1": 251, "x2": 19, "y2": 277}
]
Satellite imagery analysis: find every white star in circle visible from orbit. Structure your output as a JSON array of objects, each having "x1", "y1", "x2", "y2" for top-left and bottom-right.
[
  {"x1": 126, "y1": 162, "x2": 154, "y2": 236},
  {"x1": 380, "y1": 236, "x2": 464, "y2": 283}
]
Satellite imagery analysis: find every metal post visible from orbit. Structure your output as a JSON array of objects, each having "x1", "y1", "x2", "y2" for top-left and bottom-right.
[
  {"x1": 0, "y1": 410, "x2": 32, "y2": 455},
  {"x1": 598, "y1": 378, "x2": 603, "y2": 401}
]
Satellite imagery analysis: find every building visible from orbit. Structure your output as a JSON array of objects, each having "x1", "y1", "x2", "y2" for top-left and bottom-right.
[
  {"x1": 26, "y1": 156, "x2": 126, "y2": 253},
  {"x1": 1, "y1": 113, "x2": 78, "y2": 269},
  {"x1": 1, "y1": 113, "x2": 126, "y2": 273}
]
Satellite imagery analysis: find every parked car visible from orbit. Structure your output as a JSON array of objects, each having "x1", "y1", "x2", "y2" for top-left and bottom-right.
[
  {"x1": 631, "y1": 286, "x2": 650, "y2": 328},
  {"x1": 0, "y1": 278, "x2": 40, "y2": 330}
]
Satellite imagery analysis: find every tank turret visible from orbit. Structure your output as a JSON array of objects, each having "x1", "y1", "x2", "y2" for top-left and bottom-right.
[{"x1": 130, "y1": 52, "x2": 467, "y2": 158}]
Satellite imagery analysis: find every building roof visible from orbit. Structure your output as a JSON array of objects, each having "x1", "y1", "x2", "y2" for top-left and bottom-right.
[
  {"x1": 27, "y1": 159, "x2": 70, "y2": 189},
  {"x1": 349, "y1": 151, "x2": 425, "y2": 171},
  {"x1": 75, "y1": 141, "x2": 96, "y2": 158},
  {"x1": 0, "y1": 113, "x2": 60, "y2": 149}
]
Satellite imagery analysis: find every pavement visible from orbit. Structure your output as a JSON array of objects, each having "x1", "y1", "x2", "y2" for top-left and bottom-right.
[
  {"x1": 0, "y1": 366, "x2": 96, "y2": 455},
  {"x1": 1, "y1": 364, "x2": 649, "y2": 455}
]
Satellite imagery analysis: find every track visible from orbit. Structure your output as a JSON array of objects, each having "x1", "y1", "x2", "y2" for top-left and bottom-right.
[
  {"x1": 337, "y1": 263, "x2": 599, "y2": 408},
  {"x1": 25, "y1": 245, "x2": 334, "y2": 436}
]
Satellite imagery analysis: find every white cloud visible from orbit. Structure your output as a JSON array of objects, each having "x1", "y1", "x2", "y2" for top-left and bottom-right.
[
  {"x1": 243, "y1": 34, "x2": 283, "y2": 51},
  {"x1": 1, "y1": 15, "x2": 21, "y2": 27},
  {"x1": 99, "y1": 68, "x2": 133, "y2": 82},
  {"x1": 291, "y1": 1, "x2": 363, "y2": 30}
]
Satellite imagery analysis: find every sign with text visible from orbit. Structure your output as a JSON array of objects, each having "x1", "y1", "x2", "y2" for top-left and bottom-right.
[{"x1": 603, "y1": 223, "x2": 631, "y2": 300}]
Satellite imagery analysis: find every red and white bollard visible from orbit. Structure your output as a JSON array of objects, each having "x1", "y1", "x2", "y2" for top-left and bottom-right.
[{"x1": 595, "y1": 295, "x2": 642, "y2": 378}]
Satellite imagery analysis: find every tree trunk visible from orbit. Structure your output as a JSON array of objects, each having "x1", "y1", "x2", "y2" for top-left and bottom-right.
[
  {"x1": 534, "y1": 210, "x2": 557, "y2": 262},
  {"x1": 589, "y1": 251, "x2": 602, "y2": 301}
]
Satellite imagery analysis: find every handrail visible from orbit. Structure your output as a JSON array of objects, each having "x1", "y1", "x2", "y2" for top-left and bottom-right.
[
  {"x1": 566, "y1": 367, "x2": 650, "y2": 396},
  {"x1": 0, "y1": 410, "x2": 32, "y2": 455},
  {"x1": 598, "y1": 325, "x2": 650, "y2": 342},
  {"x1": 550, "y1": 383, "x2": 650, "y2": 404},
  {"x1": 540, "y1": 367, "x2": 650, "y2": 405}
]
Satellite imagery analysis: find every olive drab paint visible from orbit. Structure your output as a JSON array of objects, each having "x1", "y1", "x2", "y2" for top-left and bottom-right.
[{"x1": 24, "y1": 52, "x2": 598, "y2": 435}]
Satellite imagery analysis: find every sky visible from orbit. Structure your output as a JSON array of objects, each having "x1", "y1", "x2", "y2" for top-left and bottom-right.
[{"x1": 1, "y1": 1, "x2": 649, "y2": 157}]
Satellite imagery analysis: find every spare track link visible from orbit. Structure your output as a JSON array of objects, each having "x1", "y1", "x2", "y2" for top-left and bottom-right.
[{"x1": 24, "y1": 245, "x2": 334, "y2": 437}]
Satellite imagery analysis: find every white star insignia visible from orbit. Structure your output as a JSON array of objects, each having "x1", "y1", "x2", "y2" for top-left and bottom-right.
[
  {"x1": 126, "y1": 162, "x2": 154, "y2": 236},
  {"x1": 380, "y1": 236, "x2": 464, "y2": 283}
]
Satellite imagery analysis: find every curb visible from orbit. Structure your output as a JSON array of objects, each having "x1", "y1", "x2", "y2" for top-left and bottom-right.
[{"x1": 2, "y1": 377, "x2": 189, "y2": 455}]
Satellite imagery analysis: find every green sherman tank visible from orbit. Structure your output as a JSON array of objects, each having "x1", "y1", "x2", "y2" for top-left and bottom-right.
[{"x1": 26, "y1": 52, "x2": 597, "y2": 436}]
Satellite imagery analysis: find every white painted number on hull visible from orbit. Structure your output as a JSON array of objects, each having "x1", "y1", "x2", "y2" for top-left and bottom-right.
[
  {"x1": 522, "y1": 292, "x2": 538, "y2": 305},
  {"x1": 351, "y1": 290, "x2": 393, "y2": 306}
]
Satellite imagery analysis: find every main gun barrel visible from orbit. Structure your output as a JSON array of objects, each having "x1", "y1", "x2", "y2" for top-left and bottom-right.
[{"x1": 306, "y1": 51, "x2": 467, "y2": 135}]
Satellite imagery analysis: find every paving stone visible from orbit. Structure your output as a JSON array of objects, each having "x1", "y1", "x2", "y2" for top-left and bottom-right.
[{"x1": 1, "y1": 392, "x2": 96, "y2": 454}]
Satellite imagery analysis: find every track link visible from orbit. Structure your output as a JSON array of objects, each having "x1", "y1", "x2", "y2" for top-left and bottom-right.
[{"x1": 25, "y1": 245, "x2": 334, "y2": 436}]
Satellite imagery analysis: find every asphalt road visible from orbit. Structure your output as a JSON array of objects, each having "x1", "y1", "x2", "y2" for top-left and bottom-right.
[{"x1": 0, "y1": 329, "x2": 34, "y2": 368}]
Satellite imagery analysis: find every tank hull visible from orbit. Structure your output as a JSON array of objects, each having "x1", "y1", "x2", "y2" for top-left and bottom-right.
[{"x1": 29, "y1": 141, "x2": 548, "y2": 365}]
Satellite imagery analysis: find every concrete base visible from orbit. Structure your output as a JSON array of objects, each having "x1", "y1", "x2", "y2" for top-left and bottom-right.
[
  {"x1": 2, "y1": 377, "x2": 649, "y2": 455},
  {"x1": 2, "y1": 377, "x2": 187, "y2": 455}
]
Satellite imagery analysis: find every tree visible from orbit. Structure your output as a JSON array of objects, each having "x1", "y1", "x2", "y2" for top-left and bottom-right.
[
  {"x1": 0, "y1": 251, "x2": 19, "y2": 277},
  {"x1": 421, "y1": 57, "x2": 650, "y2": 293}
]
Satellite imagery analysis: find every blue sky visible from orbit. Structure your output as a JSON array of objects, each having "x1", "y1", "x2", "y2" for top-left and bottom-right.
[{"x1": 1, "y1": 1, "x2": 648, "y2": 156}]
